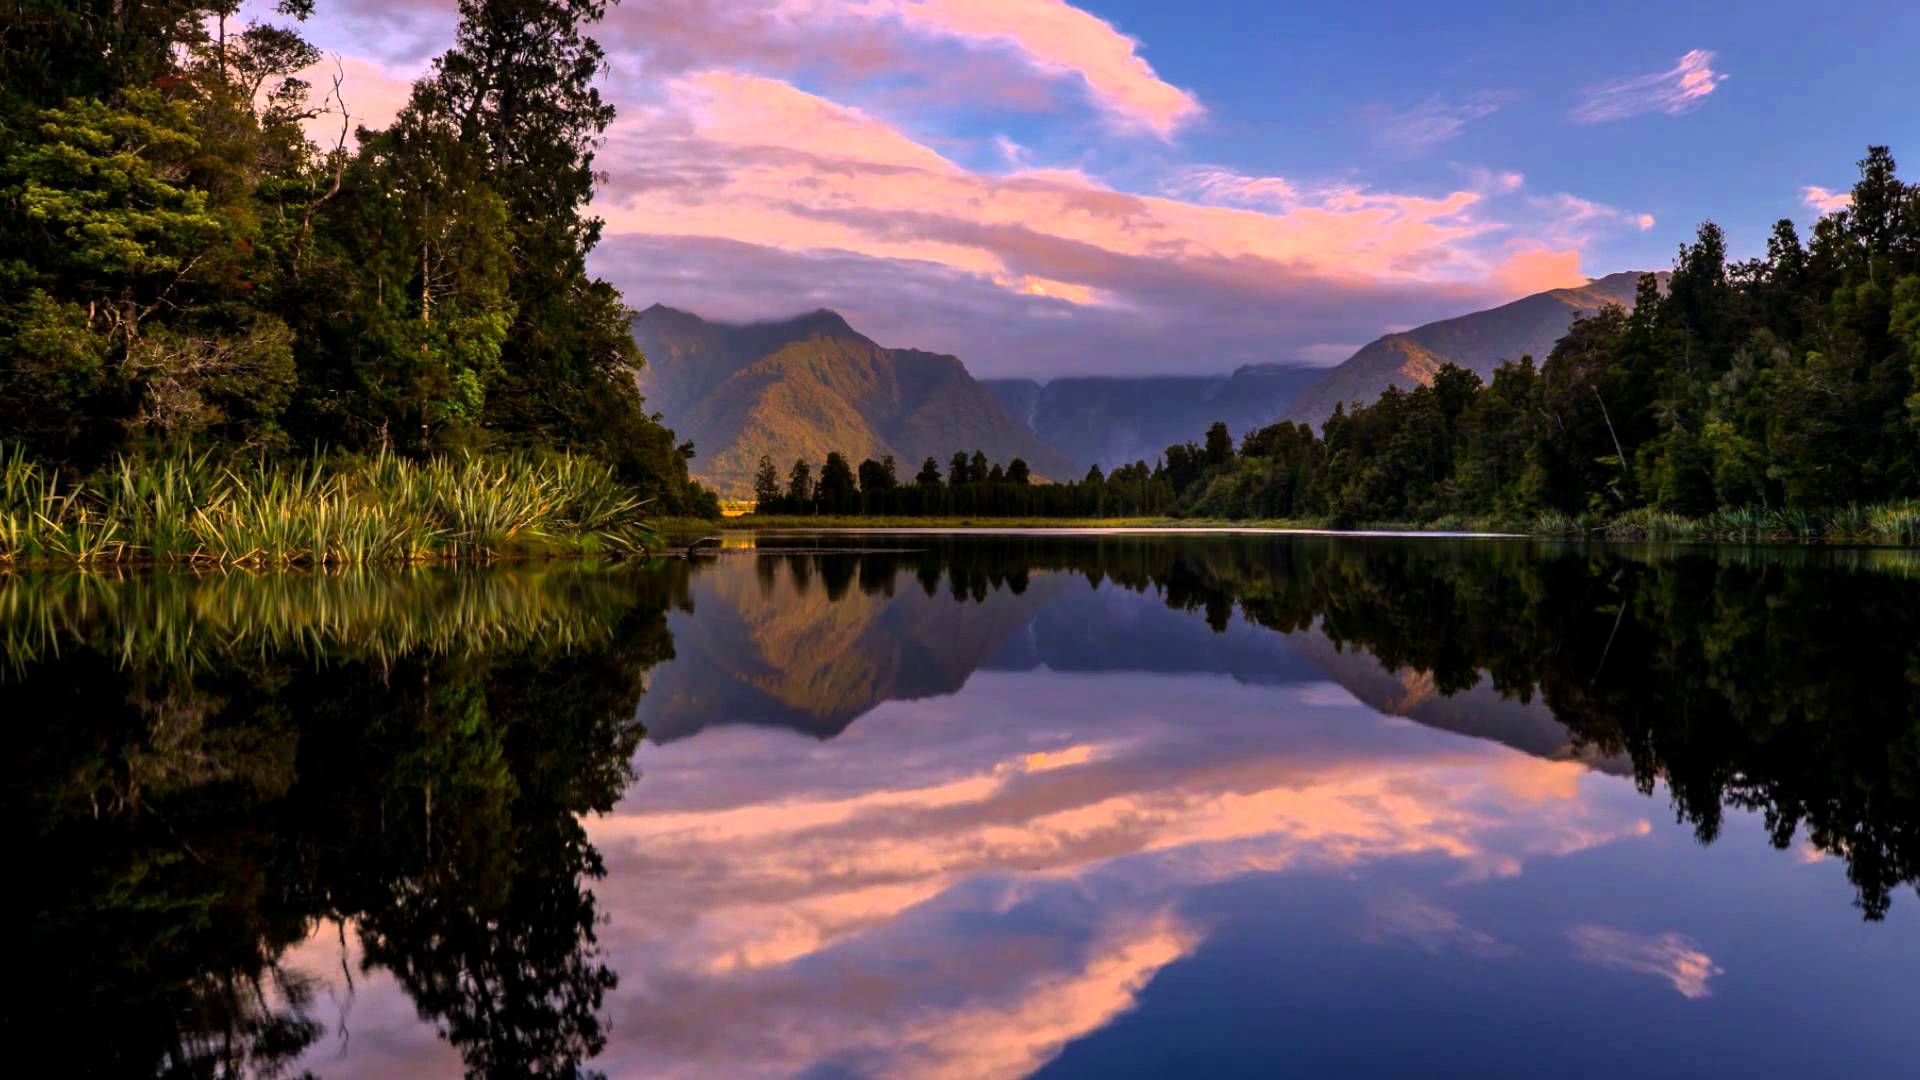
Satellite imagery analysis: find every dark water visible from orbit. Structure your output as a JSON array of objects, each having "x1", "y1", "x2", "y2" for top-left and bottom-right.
[{"x1": 10, "y1": 534, "x2": 1920, "y2": 1078}]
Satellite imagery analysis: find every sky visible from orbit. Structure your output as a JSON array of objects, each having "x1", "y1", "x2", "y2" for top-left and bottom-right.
[{"x1": 274, "y1": 0, "x2": 1920, "y2": 377}]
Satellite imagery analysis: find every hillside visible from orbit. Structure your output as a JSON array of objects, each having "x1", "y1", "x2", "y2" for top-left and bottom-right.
[
  {"x1": 984, "y1": 363, "x2": 1324, "y2": 471},
  {"x1": 1283, "y1": 271, "x2": 1664, "y2": 429},
  {"x1": 632, "y1": 306, "x2": 1080, "y2": 495}
]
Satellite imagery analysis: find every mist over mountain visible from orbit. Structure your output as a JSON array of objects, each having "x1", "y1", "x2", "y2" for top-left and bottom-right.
[
  {"x1": 983, "y1": 364, "x2": 1325, "y2": 471},
  {"x1": 632, "y1": 306, "x2": 1079, "y2": 496},
  {"x1": 1283, "y1": 271, "x2": 1666, "y2": 429}
]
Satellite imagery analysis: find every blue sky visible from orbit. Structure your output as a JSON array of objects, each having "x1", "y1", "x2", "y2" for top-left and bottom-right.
[
  {"x1": 287, "y1": 0, "x2": 1920, "y2": 376},
  {"x1": 1081, "y1": 0, "x2": 1919, "y2": 270}
]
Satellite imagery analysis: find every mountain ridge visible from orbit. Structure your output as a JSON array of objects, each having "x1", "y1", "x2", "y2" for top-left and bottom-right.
[
  {"x1": 633, "y1": 305, "x2": 1080, "y2": 496},
  {"x1": 1282, "y1": 271, "x2": 1667, "y2": 428}
]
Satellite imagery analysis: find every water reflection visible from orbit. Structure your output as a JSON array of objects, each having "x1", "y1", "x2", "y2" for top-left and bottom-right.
[
  {"x1": 9, "y1": 537, "x2": 1920, "y2": 1077},
  {"x1": 6, "y1": 566, "x2": 684, "y2": 1077}
]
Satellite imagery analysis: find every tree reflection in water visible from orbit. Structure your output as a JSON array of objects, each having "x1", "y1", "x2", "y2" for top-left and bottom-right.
[
  {"x1": 9, "y1": 537, "x2": 1920, "y2": 1077},
  {"x1": 6, "y1": 565, "x2": 686, "y2": 1078}
]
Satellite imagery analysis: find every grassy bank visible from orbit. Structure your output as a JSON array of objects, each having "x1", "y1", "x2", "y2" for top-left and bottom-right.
[
  {"x1": 1536, "y1": 504, "x2": 1920, "y2": 544},
  {"x1": 0, "y1": 449, "x2": 661, "y2": 567}
]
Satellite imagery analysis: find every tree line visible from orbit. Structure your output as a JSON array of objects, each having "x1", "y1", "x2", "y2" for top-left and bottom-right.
[
  {"x1": 1170, "y1": 146, "x2": 1920, "y2": 526},
  {"x1": 748, "y1": 448, "x2": 1179, "y2": 517},
  {"x1": 0, "y1": 0, "x2": 717, "y2": 516}
]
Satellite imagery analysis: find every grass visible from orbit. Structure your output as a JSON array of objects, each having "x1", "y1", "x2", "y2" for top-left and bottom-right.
[
  {"x1": 0, "y1": 447, "x2": 660, "y2": 568},
  {"x1": 1535, "y1": 502, "x2": 1920, "y2": 545}
]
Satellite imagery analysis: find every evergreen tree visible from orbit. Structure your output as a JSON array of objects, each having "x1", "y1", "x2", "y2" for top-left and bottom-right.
[
  {"x1": 817, "y1": 452, "x2": 856, "y2": 513},
  {"x1": 786, "y1": 459, "x2": 813, "y2": 508},
  {"x1": 752, "y1": 455, "x2": 782, "y2": 510}
]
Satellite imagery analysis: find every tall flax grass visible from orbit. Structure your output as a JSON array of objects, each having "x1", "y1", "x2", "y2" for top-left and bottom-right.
[
  {"x1": 0, "y1": 447, "x2": 658, "y2": 567},
  {"x1": 1536, "y1": 500, "x2": 1920, "y2": 545}
]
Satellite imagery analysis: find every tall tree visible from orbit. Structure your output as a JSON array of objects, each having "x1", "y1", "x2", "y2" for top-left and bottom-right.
[
  {"x1": 752, "y1": 454, "x2": 782, "y2": 510},
  {"x1": 785, "y1": 458, "x2": 814, "y2": 508}
]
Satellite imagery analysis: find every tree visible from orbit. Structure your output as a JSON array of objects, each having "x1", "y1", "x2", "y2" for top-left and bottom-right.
[
  {"x1": 857, "y1": 456, "x2": 897, "y2": 500},
  {"x1": 1204, "y1": 421, "x2": 1235, "y2": 466},
  {"x1": 1007, "y1": 458, "x2": 1031, "y2": 485},
  {"x1": 916, "y1": 457, "x2": 943, "y2": 487},
  {"x1": 949, "y1": 451, "x2": 972, "y2": 486},
  {"x1": 969, "y1": 449, "x2": 989, "y2": 484},
  {"x1": 752, "y1": 454, "x2": 782, "y2": 510},
  {"x1": 786, "y1": 458, "x2": 813, "y2": 508},
  {"x1": 817, "y1": 452, "x2": 856, "y2": 513}
]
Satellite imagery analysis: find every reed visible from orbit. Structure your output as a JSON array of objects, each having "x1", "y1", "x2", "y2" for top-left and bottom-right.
[
  {"x1": 0, "y1": 448, "x2": 659, "y2": 567},
  {"x1": 1534, "y1": 501, "x2": 1920, "y2": 545}
]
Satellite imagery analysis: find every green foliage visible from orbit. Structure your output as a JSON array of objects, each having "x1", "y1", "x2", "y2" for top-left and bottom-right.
[
  {"x1": 0, "y1": 448, "x2": 660, "y2": 566},
  {"x1": 0, "y1": 0, "x2": 716, "y2": 523},
  {"x1": 1128, "y1": 145, "x2": 1920, "y2": 535}
]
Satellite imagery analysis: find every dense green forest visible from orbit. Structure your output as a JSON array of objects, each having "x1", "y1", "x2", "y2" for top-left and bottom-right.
[
  {"x1": 1180, "y1": 147, "x2": 1920, "y2": 531},
  {"x1": 0, "y1": 0, "x2": 717, "y2": 531},
  {"x1": 759, "y1": 148, "x2": 1920, "y2": 536}
]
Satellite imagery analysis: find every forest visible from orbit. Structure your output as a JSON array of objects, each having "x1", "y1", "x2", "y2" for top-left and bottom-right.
[
  {"x1": 0, "y1": 0, "x2": 717, "y2": 565},
  {"x1": 1177, "y1": 147, "x2": 1920, "y2": 533},
  {"x1": 757, "y1": 147, "x2": 1920, "y2": 537}
]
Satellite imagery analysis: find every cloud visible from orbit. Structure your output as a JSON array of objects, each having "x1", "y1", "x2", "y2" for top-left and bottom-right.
[
  {"x1": 851, "y1": 0, "x2": 1203, "y2": 138},
  {"x1": 1373, "y1": 93, "x2": 1510, "y2": 152},
  {"x1": 1572, "y1": 49, "x2": 1726, "y2": 124},
  {"x1": 1567, "y1": 924, "x2": 1724, "y2": 998},
  {"x1": 1164, "y1": 166, "x2": 1300, "y2": 208},
  {"x1": 1528, "y1": 193, "x2": 1657, "y2": 241},
  {"x1": 594, "y1": 73, "x2": 1635, "y2": 375},
  {"x1": 1802, "y1": 185, "x2": 1853, "y2": 214}
]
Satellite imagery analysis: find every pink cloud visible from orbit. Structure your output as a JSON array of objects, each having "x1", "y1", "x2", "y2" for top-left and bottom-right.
[
  {"x1": 1165, "y1": 166, "x2": 1300, "y2": 208},
  {"x1": 1573, "y1": 48, "x2": 1727, "y2": 124},
  {"x1": 1802, "y1": 185, "x2": 1852, "y2": 214},
  {"x1": 1491, "y1": 248, "x2": 1588, "y2": 295},
  {"x1": 850, "y1": 0, "x2": 1202, "y2": 137}
]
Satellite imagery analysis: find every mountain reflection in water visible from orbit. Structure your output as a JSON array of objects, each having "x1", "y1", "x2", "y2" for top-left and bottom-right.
[{"x1": 9, "y1": 536, "x2": 1920, "y2": 1078}]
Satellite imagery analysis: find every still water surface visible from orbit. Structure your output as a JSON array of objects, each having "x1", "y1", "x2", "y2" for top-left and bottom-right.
[{"x1": 12, "y1": 534, "x2": 1920, "y2": 1077}]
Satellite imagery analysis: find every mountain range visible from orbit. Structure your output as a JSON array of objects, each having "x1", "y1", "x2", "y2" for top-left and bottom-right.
[
  {"x1": 633, "y1": 273, "x2": 1663, "y2": 490},
  {"x1": 1280, "y1": 270, "x2": 1664, "y2": 428},
  {"x1": 982, "y1": 365, "x2": 1324, "y2": 471},
  {"x1": 631, "y1": 306, "x2": 1078, "y2": 496}
]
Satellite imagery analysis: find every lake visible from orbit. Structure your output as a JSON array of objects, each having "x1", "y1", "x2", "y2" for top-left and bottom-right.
[{"x1": 12, "y1": 533, "x2": 1920, "y2": 1078}]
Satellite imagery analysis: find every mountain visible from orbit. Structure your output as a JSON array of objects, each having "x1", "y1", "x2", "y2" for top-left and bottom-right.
[
  {"x1": 983, "y1": 363, "x2": 1325, "y2": 471},
  {"x1": 632, "y1": 306, "x2": 1080, "y2": 496},
  {"x1": 1283, "y1": 271, "x2": 1664, "y2": 429}
]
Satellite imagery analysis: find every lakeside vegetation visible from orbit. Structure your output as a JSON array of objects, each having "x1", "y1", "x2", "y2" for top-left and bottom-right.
[
  {"x1": 0, "y1": 447, "x2": 658, "y2": 566},
  {"x1": 0, "y1": 0, "x2": 717, "y2": 564}
]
